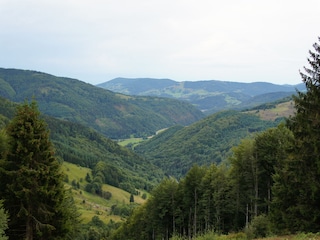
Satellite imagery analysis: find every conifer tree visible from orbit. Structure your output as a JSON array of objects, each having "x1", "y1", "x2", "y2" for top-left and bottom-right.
[
  {"x1": 0, "y1": 100, "x2": 79, "y2": 240},
  {"x1": 0, "y1": 201, "x2": 8, "y2": 240},
  {"x1": 272, "y1": 37, "x2": 320, "y2": 232},
  {"x1": 0, "y1": 130, "x2": 8, "y2": 240}
]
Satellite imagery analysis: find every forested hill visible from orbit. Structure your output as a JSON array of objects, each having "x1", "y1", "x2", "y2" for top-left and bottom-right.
[
  {"x1": 135, "y1": 110, "x2": 280, "y2": 178},
  {"x1": 98, "y1": 77, "x2": 305, "y2": 114},
  {"x1": 0, "y1": 68, "x2": 204, "y2": 139},
  {"x1": 0, "y1": 97, "x2": 164, "y2": 191}
]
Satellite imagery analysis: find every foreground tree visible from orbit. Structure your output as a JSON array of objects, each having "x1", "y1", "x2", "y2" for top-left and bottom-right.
[
  {"x1": 0, "y1": 201, "x2": 8, "y2": 240},
  {"x1": 272, "y1": 37, "x2": 320, "y2": 233},
  {"x1": 0, "y1": 131, "x2": 8, "y2": 240},
  {"x1": 0, "y1": 101, "x2": 79, "y2": 239}
]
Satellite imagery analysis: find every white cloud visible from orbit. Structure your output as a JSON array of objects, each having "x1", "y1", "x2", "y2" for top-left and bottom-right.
[{"x1": 0, "y1": 0, "x2": 319, "y2": 84}]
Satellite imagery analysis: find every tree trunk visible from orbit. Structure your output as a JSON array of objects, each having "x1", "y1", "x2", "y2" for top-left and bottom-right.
[
  {"x1": 194, "y1": 188, "x2": 197, "y2": 238},
  {"x1": 26, "y1": 211, "x2": 33, "y2": 240}
]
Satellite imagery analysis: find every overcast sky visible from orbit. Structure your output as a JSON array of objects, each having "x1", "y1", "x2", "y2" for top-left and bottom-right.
[{"x1": 0, "y1": 0, "x2": 319, "y2": 85}]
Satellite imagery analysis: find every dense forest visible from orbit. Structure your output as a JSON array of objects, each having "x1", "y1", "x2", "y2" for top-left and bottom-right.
[
  {"x1": 112, "y1": 124, "x2": 293, "y2": 239},
  {"x1": 135, "y1": 110, "x2": 281, "y2": 178},
  {"x1": 0, "y1": 68, "x2": 204, "y2": 139},
  {"x1": 110, "y1": 37, "x2": 320, "y2": 239},
  {"x1": 0, "y1": 97, "x2": 164, "y2": 193}
]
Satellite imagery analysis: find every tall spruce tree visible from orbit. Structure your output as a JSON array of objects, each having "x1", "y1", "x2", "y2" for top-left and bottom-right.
[
  {"x1": 272, "y1": 37, "x2": 320, "y2": 233},
  {"x1": 0, "y1": 100, "x2": 79, "y2": 240},
  {"x1": 0, "y1": 130, "x2": 8, "y2": 240},
  {"x1": 0, "y1": 201, "x2": 8, "y2": 240}
]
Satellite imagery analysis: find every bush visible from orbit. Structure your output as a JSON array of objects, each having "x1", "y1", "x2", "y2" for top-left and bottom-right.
[{"x1": 246, "y1": 214, "x2": 271, "y2": 238}]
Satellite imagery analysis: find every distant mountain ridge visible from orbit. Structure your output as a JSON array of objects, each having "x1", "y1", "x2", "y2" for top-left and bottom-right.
[
  {"x1": 98, "y1": 78, "x2": 305, "y2": 114},
  {"x1": 0, "y1": 68, "x2": 204, "y2": 139}
]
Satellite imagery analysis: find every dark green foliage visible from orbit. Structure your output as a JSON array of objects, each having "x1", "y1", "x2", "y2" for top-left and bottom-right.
[
  {"x1": 0, "y1": 68, "x2": 204, "y2": 139},
  {"x1": 135, "y1": 110, "x2": 278, "y2": 178},
  {"x1": 0, "y1": 201, "x2": 8, "y2": 240},
  {"x1": 86, "y1": 158, "x2": 159, "y2": 195},
  {"x1": 77, "y1": 217, "x2": 121, "y2": 240},
  {"x1": 113, "y1": 124, "x2": 294, "y2": 239},
  {"x1": 112, "y1": 166, "x2": 234, "y2": 240},
  {"x1": 129, "y1": 194, "x2": 134, "y2": 203},
  {"x1": 0, "y1": 131, "x2": 8, "y2": 240},
  {"x1": 141, "y1": 193, "x2": 147, "y2": 199},
  {"x1": 246, "y1": 214, "x2": 271, "y2": 239},
  {"x1": 229, "y1": 125, "x2": 293, "y2": 231},
  {"x1": 271, "y1": 37, "x2": 320, "y2": 233},
  {"x1": 45, "y1": 112, "x2": 165, "y2": 191},
  {"x1": 85, "y1": 173, "x2": 92, "y2": 182},
  {"x1": 110, "y1": 204, "x2": 134, "y2": 217},
  {"x1": 0, "y1": 101, "x2": 80, "y2": 240},
  {"x1": 0, "y1": 97, "x2": 164, "y2": 193}
]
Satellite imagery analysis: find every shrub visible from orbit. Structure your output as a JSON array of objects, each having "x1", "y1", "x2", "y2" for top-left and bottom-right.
[{"x1": 246, "y1": 214, "x2": 271, "y2": 238}]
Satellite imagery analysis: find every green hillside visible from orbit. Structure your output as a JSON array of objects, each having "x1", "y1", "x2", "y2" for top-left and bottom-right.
[
  {"x1": 62, "y1": 162, "x2": 146, "y2": 224},
  {"x1": 135, "y1": 110, "x2": 280, "y2": 178},
  {"x1": 0, "y1": 97, "x2": 164, "y2": 192},
  {"x1": 0, "y1": 68, "x2": 204, "y2": 139},
  {"x1": 245, "y1": 97, "x2": 295, "y2": 121}
]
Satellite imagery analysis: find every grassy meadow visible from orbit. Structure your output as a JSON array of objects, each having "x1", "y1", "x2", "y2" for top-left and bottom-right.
[{"x1": 61, "y1": 161, "x2": 147, "y2": 224}]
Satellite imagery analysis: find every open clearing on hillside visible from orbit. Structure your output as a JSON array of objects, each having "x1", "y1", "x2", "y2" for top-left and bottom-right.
[
  {"x1": 62, "y1": 162, "x2": 146, "y2": 224},
  {"x1": 246, "y1": 101, "x2": 295, "y2": 121}
]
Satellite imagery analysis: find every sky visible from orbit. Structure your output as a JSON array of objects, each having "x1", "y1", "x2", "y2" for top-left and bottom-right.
[{"x1": 0, "y1": 0, "x2": 319, "y2": 85}]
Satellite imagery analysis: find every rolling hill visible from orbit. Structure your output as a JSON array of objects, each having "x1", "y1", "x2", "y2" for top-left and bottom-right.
[
  {"x1": 98, "y1": 77, "x2": 304, "y2": 114},
  {"x1": 134, "y1": 110, "x2": 281, "y2": 178},
  {"x1": 0, "y1": 68, "x2": 204, "y2": 139},
  {"x1": 0, "y1": 97, "x2": 164, "y2": 192}
]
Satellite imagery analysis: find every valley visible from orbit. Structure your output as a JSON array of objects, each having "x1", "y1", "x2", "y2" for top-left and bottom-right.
[{"x1": 0, "y1": 67, "x2": 316, "y2": 240}]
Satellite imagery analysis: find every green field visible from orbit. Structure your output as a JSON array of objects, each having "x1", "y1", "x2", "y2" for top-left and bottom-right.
[
  {"x1": 246, "y1": 101, "x2": 295, "y2": 121},
  {"x1": 62, "y1": 162, "x2": 147, "y2": 224}
]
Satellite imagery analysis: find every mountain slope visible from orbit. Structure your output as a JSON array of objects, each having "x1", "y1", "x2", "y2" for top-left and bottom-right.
[
  {"x1": 0, "y1": 68, "x2": 204, "y2": 139},
  {"x1": 98, "y1": 78, "x2": 304, "y2": 113},
  {"x1": 0, "y1": 97, "x2": 164, "y2": 191},
  {"x1": 134, "y1": 110, "x2": 279, "y2": 178}
]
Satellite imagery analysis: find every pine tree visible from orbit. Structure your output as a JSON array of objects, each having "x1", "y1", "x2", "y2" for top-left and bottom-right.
[
  {"x1": 0, "y1": 100, "x2": 79, "y2": 239},
  {"x1": 0, "y1": 130, "x2": 9, "y2": 240},
  {"x1": 0, "y1": 201, "x2": 8, "y2": 240},
  {"x1": 272, "y1": 37, "x2": 320, "y2": 233}
]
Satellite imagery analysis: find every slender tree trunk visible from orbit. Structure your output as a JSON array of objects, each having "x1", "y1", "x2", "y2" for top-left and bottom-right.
[
  {"x1": 194, "y1": 188, "x2": 197, "y2": 238},
  {"x1": 172, "y1": 191, "x2": 175, "y2": 234},
  {"x1": 268, "y1": 180, "x2": 271, "y2": 213},
  {"x1": 245, "y1": 204, "x2": 249, "y2": 228},
  {"x1": 254, "y1": 169, "x2": 258, "y2": 217},
  {"x1": 26, "y1": 211, "x2": 33, "y2": 240},
  {"x1": 252, "y1": 154, "x2": 258, "y2": 218},
  {"x1": 188, "y1": 207, "x2": 192, "y2": 240}
]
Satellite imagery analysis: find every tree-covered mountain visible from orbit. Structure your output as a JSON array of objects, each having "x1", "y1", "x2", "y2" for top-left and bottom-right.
[
  {"x1": 0, "y1": 97, "x2": 164, "y2": 192},
  {"x1": 0, "y1": 68, "x2": 204, "y2": 139},
  {"x1": 112, "y1": 37, "x2": 320, "y2": 239},
  {"x1": 98, "y1": 77, "x2": 305, "y2": 114},
  {"x1": 134, "y1": 110, "x2": 280, "y2": 178}
]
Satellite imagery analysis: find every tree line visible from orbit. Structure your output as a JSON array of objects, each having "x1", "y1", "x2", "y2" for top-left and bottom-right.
[
  {"x1": 112, "y1": 37, "x2": 320, "y2": 240},
  {"x1": 112, "y1": 124, "x2": 294, "y2": 240}
]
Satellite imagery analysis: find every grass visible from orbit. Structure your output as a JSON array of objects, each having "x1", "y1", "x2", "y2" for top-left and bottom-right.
[
  {"x1": 61, "y1": 161, "x2": 146, "y2": 224},
  {"x1": 171, "y1": 232, "x2": 320, "y2": 240},
  {"x1": 117, "y1": 127, "x2": 168, "y2": 147},
  {"x1": 117, "y1": 137, "x2": 144, "y2": 147},
  {"x1": 246, "y1": 101, "x2": 295, "y2": 121}
]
